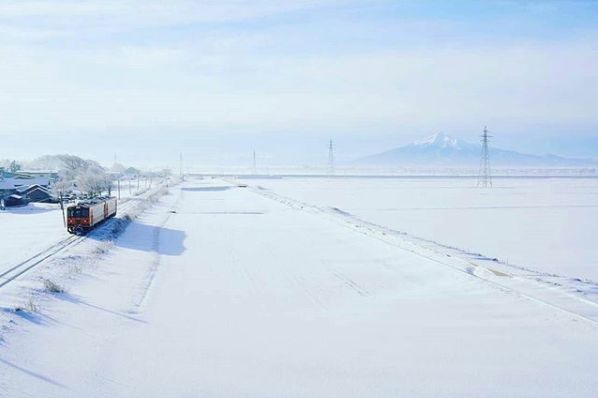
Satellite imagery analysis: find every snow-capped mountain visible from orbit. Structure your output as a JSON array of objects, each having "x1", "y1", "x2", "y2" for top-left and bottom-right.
[{"x1": 355, "y1": 133, "x2": 597, "y2": 167}]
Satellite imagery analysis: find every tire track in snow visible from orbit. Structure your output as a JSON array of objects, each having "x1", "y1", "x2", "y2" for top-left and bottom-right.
[{"x1": 333, "y1": 271, "x2": 371, "y2": 297}]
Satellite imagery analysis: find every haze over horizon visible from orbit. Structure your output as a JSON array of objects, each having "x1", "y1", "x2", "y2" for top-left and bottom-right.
[{"x1": 1, "y1": 0, "x2": 597, "y2": 168}]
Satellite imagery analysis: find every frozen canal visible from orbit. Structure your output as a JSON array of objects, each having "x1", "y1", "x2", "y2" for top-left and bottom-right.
[{"x1": 248, "y1": 176, "x2": 598, "y2": 282}]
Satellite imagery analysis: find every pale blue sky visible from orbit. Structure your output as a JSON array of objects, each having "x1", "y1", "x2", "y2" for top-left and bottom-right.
[{"x1": 0, "y1": 0, "x2": 597, "y2": 167}]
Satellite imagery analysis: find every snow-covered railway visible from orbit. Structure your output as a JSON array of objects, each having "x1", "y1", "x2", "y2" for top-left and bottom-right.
[
  {"x1": 0, "y1": 235, "x2": 84, "y2": 289},
  {"x1": 0, "y1": 184, "x2": 167, "y2": 289}
]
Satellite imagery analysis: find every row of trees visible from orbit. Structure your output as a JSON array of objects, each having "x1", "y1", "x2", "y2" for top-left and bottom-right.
[
  {"x1": 30, "y1": 155, "x2": 171, "y2": 197},
  {"x1": 4, "y1": 154, "x2": 171, "y2": 198},
  {"x1": 0, "y1": 159, "x2": 22, "y2": 173},
  {"x1": 30, "y1": 155, "x2": 114, "y2": 197}
]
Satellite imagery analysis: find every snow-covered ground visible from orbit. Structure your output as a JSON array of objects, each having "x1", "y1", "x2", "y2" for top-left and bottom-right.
[
  {"x1": 0, "y1": 204, "x2": 69, "y2": 273},
  {"x1": 0, "y1": 185, "x2": 159, "y2": 282},
  {"x1": 246, "y1": 176, "x2": 598, "y2": 282},
  {"x1": 1, "y1": 177, "x2": 597, "y2": 397}
]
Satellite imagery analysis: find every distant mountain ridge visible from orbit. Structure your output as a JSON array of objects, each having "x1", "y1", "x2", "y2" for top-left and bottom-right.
[{"x1": 355, "y1": 133, "x2": 597, "y2": 167}]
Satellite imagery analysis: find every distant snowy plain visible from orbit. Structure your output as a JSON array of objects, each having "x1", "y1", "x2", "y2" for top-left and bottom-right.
[{"x1": 248, "y1": 176, "x2": 598, "y2": 282}]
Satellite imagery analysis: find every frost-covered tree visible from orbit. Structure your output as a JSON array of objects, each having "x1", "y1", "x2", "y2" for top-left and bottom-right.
[
  {"x1": 29, "y1": 154, "x2": 110, "y2": 196},
  {"x1": 26, "y1": 154, "x2": 145, "y2": 197},
  {"x1": 124, "y1": 166, "x2": 140, "y2": 176},
  {"x1": 9, "y1": 160, "x2": 21, "y2": 173},
  {"x1": 76, "y1": 168, "x2": 110, "y2": 196}
]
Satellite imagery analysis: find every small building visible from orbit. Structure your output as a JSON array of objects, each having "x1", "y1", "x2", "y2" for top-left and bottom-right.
[
  {"x1": 14, "y1": 170, "x2": 59, "y2": 183},
  {"x1": 0, "y1": 176, "x2": 50, "y2": 190},
  {"x1": 1, "y1": 170, "x2": 57, "y2": 208},
  {"x1": 17, "y1": 184, "x2": 55, "y2": 203},
  {"x1": 0, "y1": 179, "x2": 17, "y2": 199},
  {"x1": 3, "y1": 194, "x2": 28, "y2": 207}
]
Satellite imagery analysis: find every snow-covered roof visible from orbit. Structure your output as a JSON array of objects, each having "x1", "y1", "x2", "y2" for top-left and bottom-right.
[
  {"x1": 16, "y1": 184, "x2": 52, "y2": 194},
  {"x1": 18, "y1": 169, "x2": 58, "y2": 174},
  {"x1": 0, "y1": 177, "x2": 51, "y2": 189},
  {"x1": 0, "y1": 180, "x2": 17, "y2": 190},
  {"x1": 0, "y1": 177, "x2": 53, "y2": 193}
]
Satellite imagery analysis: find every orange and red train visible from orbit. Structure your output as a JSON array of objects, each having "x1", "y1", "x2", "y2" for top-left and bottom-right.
[{"x1": 66, "y1": 197, "x2": 117, "y2": 235}]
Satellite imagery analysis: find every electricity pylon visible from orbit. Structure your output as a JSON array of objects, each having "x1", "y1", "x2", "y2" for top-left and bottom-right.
[
  {"x1": 477, "y1": 126, "x2": 492, "y2": 187},
  {"x1": 252, "y1": 151, "x2": 257, "y2": 175}
]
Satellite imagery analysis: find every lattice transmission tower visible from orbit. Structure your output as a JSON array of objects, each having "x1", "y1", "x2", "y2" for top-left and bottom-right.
[
  {"x1": 328, "y1": 139, "x2": 335, "y2": 175},
  {"x1": 477, "y1": 126, "x2": 492, "y2": 187},
  {"x1": 252, "y1": 150, "x2": 257, "y2": 175}
]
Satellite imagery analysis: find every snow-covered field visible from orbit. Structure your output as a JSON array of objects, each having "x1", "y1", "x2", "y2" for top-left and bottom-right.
[
  {"x1": 246, "y1": 176, "x2": 598, "y2": 282},
  {"x1": 1, "y1": 177, "x2": 597, "y2": 397},
  {"x1": 0, "y1": 204, "x2": 69, "y2": 272}
]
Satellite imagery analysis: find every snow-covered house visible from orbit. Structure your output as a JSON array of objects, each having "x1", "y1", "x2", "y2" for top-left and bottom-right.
[
  {"x1": 0, "y1": 169, "x2": 59, "y2": 208},
  {"x1": 16, "y1": 184, "x2": 55, "y2": 203},
  {"x1": 0, "y1": 179, "x2": 16, "y2": 198},
  {"x1": 0, "y1": 179, "x2": 27, "y2": 208},
  {"x1": 0, "y1": 176, "x2": 51, "y2": 190},
  {"x1": 13, "y1": 170, "x2": 58, "y2": 182},
  {"x1": 0, "y1": 177, "x2": 54, "y2": 207},
  {"x1": 3, "y1": 194, "x2": 27, "y2": 207}
]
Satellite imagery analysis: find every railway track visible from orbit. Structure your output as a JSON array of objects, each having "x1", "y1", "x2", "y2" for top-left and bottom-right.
[
  {"x1": 0, "y1": 182, "x2": 169, "y2": 290},
  {"x1": 0, "y1": 235, "x2": 84, "y2": 288}
]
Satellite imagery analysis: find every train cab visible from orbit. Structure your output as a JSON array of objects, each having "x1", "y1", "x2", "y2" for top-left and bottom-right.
[{"x1": 66, "y1": 197, "x2": 117, "y2": 235}]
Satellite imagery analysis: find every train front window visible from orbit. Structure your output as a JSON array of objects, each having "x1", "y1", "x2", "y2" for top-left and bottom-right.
[{"x1": 68, "y1": 208, "x2": 89, "y2": 218}]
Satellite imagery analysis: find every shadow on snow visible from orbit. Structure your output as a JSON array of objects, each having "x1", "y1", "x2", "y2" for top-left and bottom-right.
[
  {"x1": 54, "y1": 293, "x2": 146, "y2": 324},
  {"x1": 86, "y1": 220, "x2": 186, "y2": 256},
  {"x1": 0, "y1": 358, "x2": 68, "y2": 389}
]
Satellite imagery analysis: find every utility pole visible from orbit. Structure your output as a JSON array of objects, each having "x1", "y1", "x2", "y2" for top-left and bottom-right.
[
  {"x1": 59, "y1": 191, "x2": 66, "y2": 227},
  {"x1": 328, "y1": 139, "x2": 335, "y2": 175},
  {"x1": 252, "y1": 151, "x2": 257, "y2": 175},
  {"x1": 477, "y1": 126, "x2": 492, "y2": 188},
  {"x1": 105, "y1": 176, "x2": 111, "y2": 196},
  {"x1": 117, "y1": 177, "x2": 121, "y2": 200}
]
